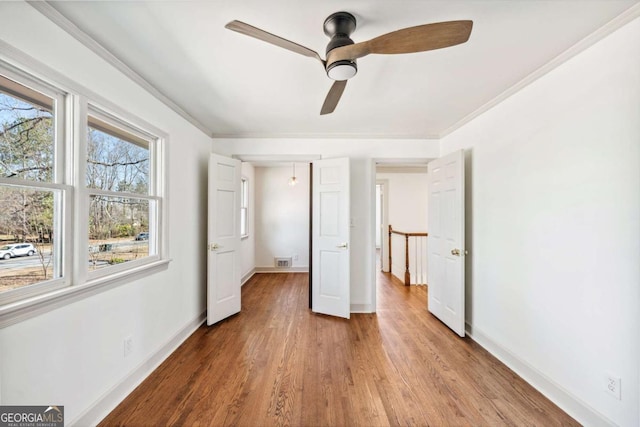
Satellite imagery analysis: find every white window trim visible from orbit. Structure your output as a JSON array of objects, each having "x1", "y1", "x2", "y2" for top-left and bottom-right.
[
  {"x1": 0, "y1": 66, "x2": 71, "y2": 307},
  {"x1": 0, "y1": 48, "x2": 170, "y2": 329},
  {"x1": 240, "y1": 176, "x2": 249, "y2": 239},
  {"x1": 83, "y1": 103, "x2": 164, "y2": 282}
]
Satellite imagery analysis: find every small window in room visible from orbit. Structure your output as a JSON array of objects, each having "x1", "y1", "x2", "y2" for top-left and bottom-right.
[
  {"x1": 0, "y1": 72, "x2": 66, "y2": 301},
  {"x1": 240, "y1": 177, "x2": 248, "y2": 237},
  {"x1": 86, "y1": 109, "x2": 161, "y2": 276}
]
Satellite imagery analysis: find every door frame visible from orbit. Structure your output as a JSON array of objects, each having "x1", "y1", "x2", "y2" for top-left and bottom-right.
[
  {"x1": 371, "y1": 159, "x2": 434, "y2": 312},
  {"x1": 376, "y1": 179, "x2": 390, "y2": 272},
  {"x1": 231, "y1": 154, "x2": 320, "y2": 308}
]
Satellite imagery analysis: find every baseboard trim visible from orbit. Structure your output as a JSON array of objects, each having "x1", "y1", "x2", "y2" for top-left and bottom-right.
[
  {"x1": 241, "y1": 269, "x2": 256, "y2": 286},
  {"x1": 465, "y1": 322, "x2": 615, "y2": 427},
  {"x1": 350, "y1": 304, "x2": 374, "y2": 313},
  {"x1": 70, "y1": 312, "x2": 206, "y2": 426},
  {"x1": 254, "y1": 267, "x2": 309, "y2": 273}
]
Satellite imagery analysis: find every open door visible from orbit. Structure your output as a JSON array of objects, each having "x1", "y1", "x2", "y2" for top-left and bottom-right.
[
  {"x1": 207, "y1": 153, "x2": 241, "y2": 326},
  {"x1": 312, "y1": 157, "x2": 350, "y2": 319},
  {"x1": 427, "y1": 149, "x2": 465, "y2": 336}
]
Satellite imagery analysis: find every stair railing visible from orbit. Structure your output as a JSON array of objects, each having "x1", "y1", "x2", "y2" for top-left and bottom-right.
[{"x1": 388, "y1": 224, "x2": 428, "y2": 286}]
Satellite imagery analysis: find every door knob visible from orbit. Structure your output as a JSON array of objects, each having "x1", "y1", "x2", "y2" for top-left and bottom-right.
[
  {"x1": 337, "y1": 242, "x2": 348, "y2": 249},
  {"x1": 451, "y1": 248, "x2": 460, "y2": 256},
  {"x1": 209, "y1": 243, "x2": 220, "y2": 251}
]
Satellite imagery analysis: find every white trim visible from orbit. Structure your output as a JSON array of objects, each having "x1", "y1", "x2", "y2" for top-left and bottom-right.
[
  {"x1": 466, "y1": 322, "x2": 616, "y2": 427},
  {"x1": 70, "y1": 311, "x2": 206, "y2": 426},
  {"x1": 254, "y1": 267, "x2": 309, "y2": 273},
  {"x1": 440, "y1": 3, "x2": 640, "y2": 138},
  {"x1": 233, "y1": 154, "x2": 322, "y2": 164},
  {"x1": 350, "y1": 303, "x2": 374, "y2": 313},
  {"x1": 22, "y1": 2, "x2": 640, "y2": 141},
  {"x1": 0, "y1": 259, "x2": 171, "y2": 329},
  {"x1": 216, "y1": 131, "x2": 442, "y2": 140},
  {"x1": 0, "y1": 50, "x2": 172, "y2": 324},
  {"x1": 85, "y1": 188, "x2": 160, "y2": 201},
  {"x1": 0, "y1": 46, "x2": 170, "y2": 144},
  {"x1": 241, "y1": 269, "x2": 255, "y2": 286},
  {"x1": 26, "y1": 0, "x2": 213, "y2": 138},
  {"x1": 376, "y1": 166, "x2": 428, "y2": 174}
]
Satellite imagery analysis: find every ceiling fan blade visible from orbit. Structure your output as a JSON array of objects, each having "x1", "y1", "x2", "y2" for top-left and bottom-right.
[
  {"x1": 320, "y1": 80, "x2": 347, "y2": 115},
  {"x1": 328, "y1": 20, "x2": 473, "y2": 63},
  {"x1": 225, "y1": 20, "x2": 325, "y2": 65}
]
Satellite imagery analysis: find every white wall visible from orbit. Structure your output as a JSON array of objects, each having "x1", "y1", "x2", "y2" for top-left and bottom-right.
[
  {"x1": 254, "y1": 165, "x2": 310, "y2": 270},
  {"x1": 376, "y1": 169, "x2": 429, "y2": 284},
  {"x1": 240, "y1": 162, "x2": 255, "y2": 282},
  {"x1": 441, "y1": 16, "x2": 640, "y2": 427},
  {"x1": 7, "y1": 3, "x2": 634, "y2": 426},
  {"x1": 213, "y1": 139, "x2": 440, "y2": 311},
  {"x1": 0, "y1": 3, "x2": 211, "y2": 424}
]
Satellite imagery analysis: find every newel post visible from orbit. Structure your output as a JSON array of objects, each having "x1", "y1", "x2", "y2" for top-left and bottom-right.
[
  {"x1": 388, "y1": 225, "x2": 392, "y2": 274},
  {"x1": 404, "y1": 235, "x2": 410, "y2": 286}
]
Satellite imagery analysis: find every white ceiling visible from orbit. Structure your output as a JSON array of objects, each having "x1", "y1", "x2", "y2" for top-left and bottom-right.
[{"x1": 47, "y1": 0, "x2": 638, "y2": 139}]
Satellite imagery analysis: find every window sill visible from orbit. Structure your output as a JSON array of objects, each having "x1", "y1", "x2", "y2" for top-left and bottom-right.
[{"x1": 0, "y1": 258, "x2": 171, "y2": 329}]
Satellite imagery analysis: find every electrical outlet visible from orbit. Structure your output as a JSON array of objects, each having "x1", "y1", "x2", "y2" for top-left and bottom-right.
[
  {"x1": 605, "y1": 373, "x2": 621, "y2": 400},
  {"x1": 124, "y1": 336, "x2": 133, "y2": 358},
  {"x1": 292, "y1": 254, "x2": 298, "y2": 261}
]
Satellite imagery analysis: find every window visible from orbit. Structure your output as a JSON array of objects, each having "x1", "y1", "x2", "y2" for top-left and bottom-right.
[
  {"x1": 86, "y1": 110, "x2": 160, "y2": 276},
  {"x1": 0, "y1": 71, "x2": 67, "y2": 303},
  {"x1": 240, "y1": 177, "x2": 248, "y2": 237},
  {"x1": 0, "y1": 61, "x2": 167, "y2": 316}
]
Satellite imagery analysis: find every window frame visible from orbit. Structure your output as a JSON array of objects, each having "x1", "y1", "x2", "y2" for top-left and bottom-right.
[
  {"x1": 240, "y1": 177, "x2": 249, "y2": 239},
  {"x1": 82, "y1": 104, "x2": 164, "y2": 282},
  {"x1": 0, "y1": 57, "x2": 169, "y2": 328},
  {"x1": 0, "y1": 65, "x2": 71, "y2": 306}
]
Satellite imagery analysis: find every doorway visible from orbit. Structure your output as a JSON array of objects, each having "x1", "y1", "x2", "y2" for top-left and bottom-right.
[
  {"x1": 374, "y1": 162, "x2": 430, "y2": 309},
  {"x1": 234, "y1": 154, "x2": 351, "y2": 318}
]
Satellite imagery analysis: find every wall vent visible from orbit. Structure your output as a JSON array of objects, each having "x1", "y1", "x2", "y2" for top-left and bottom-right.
[{"x1": 275, "y1": 257, "x2": 292, "y2": 268}]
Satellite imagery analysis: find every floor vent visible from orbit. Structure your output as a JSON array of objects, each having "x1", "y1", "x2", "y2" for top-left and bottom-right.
[{"x1": 275, "y1": 257, "x2": 292, "y2": 268}]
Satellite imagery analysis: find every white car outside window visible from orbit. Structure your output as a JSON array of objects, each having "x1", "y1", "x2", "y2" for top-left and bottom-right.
[{"x1": 0, "y1": 243, "x2": 36, "y2": 260}]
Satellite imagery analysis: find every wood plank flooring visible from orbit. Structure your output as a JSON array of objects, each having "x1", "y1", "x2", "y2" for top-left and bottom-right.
[{"x1": 100, "y1": 272, "x2": 578, "y2": 426}]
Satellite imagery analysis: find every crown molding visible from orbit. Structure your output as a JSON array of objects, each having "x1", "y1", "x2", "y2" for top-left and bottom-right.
[
  {"x1": 27, "y1": 0, "x2": 214, "y2": 138},
  {"x1": 439, "y1": 3, "x2": 640, "y2": 139},
  {"x1": 212, "y1": 131, "x2": 441, "y2": 140},
  {"x1": 27, "y1": 1, "x2": 640, "y2": 142}
]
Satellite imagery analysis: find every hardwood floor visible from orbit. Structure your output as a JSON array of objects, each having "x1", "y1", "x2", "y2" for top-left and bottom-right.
[{"x1": 100, "y1": 272, "x2": 578, "y2": 426}]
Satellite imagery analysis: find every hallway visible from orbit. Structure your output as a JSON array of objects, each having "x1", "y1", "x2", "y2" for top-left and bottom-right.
[{"x1": 101, "y1": 272, "x2": 577, "y2": 426}]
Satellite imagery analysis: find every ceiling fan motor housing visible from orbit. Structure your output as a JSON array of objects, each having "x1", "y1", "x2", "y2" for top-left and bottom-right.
[{"x1": 324, "y1": 11, "x2": 358, "y2": 80}]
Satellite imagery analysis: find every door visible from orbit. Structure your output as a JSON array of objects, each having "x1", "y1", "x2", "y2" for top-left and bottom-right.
[
  {"x1": 427, "y1": 149, "x2": 465, "y2": 336},
  {"x1": 207, "y1": 153, "x2": 241, "y2": 326},
  {"x1": 312, "y1": 157, "x2": 350, "y2": 319}
]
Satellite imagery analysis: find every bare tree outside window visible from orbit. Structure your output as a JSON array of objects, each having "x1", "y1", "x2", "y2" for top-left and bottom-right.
[
  {"x1": 0, "y1": 67, "x2": 166, "y2": 310},
  {"x1": 0, "y1": 91, "x2": 57, "y2": 292},
  {"x1": 86, "y1": 122, "x2": 151, "y2": 270}
]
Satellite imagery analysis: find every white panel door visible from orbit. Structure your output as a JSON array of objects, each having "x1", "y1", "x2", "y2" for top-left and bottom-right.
[
  {"x1": 427, "y1": 149, "x2": 465, "y2": 336},
  {"x1": 312, "y1": 157, "x2": 350, "y2": 319},
  {"x1": 207, "y1": 153, "x2": 241, "y2": 326}
]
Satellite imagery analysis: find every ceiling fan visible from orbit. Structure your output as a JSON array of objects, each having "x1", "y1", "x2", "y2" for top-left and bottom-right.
[{"x1": 225, "y1": 12, "x2": 473, "y2": 115}]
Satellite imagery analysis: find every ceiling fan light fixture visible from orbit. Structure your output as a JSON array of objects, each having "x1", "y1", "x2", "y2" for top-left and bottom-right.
[{"x1": 327, "y1": 60, "x2": 357, "y2": 81}]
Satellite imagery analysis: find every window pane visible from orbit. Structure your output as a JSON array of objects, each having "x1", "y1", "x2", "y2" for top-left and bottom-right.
[
  {"x1": 240, "y1": 207, "x2": 247, "y2": 236},
  {"x1": 0, "y1": 185, "x2": 59, "y2": 293},
  {"x1": 241, "y1": 179, "x2": 248, "y2": 207},
  {"x1": 0, "y1": 87, "x2": 54, "y2": 182},
  {"x1": 87, "y1": 125, "x2": 149, "y2": 194},
  {"x1": 88, "y1": 195, "x2": 152, "y2": 271}
]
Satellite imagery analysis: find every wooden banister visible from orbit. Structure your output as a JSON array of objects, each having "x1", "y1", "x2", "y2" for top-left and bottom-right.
[{"x1": 388, "y1": 224, "x2": 428, "y2": 286}]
